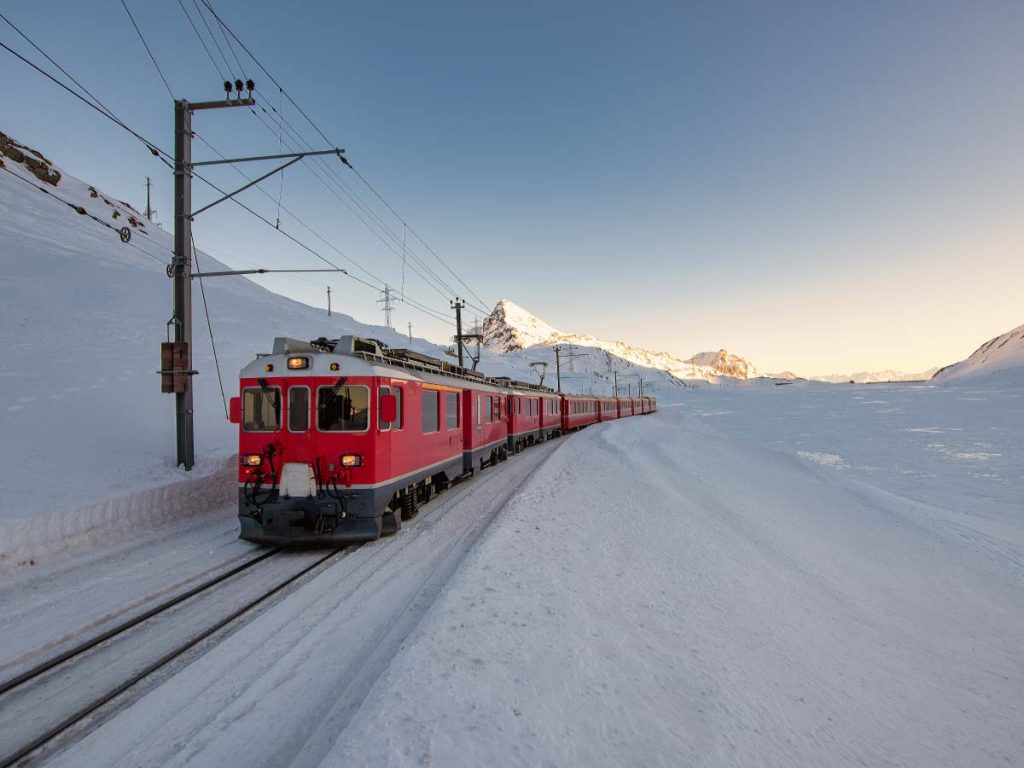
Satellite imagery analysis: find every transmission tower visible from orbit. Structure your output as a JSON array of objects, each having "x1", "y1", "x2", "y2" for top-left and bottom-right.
[{"x1": 377, "y1": 285, "x2": 396, "y2": 329}]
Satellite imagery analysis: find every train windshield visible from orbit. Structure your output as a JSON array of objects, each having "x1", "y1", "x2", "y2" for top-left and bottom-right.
[
  {"x1": 318, "y1": 385, "x2": 369, "y2": 432},
  {"x1": 242, "y1": 387, "x2": 280, "y2": 432}
]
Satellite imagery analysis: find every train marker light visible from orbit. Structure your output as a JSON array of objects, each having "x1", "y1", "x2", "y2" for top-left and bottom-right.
[
  {"x1": 241, "y1": 454, "x2": 263, "y2": 467},
  {"x1": 329, "y1": 363, "x2": 340, "y2": 371},
  {"x1": 341, "y1": 454, "x2": 362, "y2": 467},
  {"x1": 264, "y1": 363, "x2": 274, "y2": 372},
  {"x1": 287, "y1": 357, "x2": 309, "y2": 370}
]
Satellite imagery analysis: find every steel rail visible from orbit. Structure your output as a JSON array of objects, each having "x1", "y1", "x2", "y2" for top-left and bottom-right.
[{"x1": 0, "y1": 547, "x2": 344, "y2": 768}]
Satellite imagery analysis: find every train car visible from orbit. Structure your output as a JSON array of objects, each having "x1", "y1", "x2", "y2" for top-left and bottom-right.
[
  {"x1": 539, "y1": 391, "x2": 562, "y2": 441},
  {"x1": 618, "y1": 397, "x2": 634, "y2": 418},
  {"x1": 562, "y1": 394, "x2": 600, "y2": 432},
  {"x1": 462, "y1": 379, "x2": 509, "y2": 473},
  {"x1": 231, "y1": 336, "x2": 484, "y2": 545},
  {"x1": 502, "y1": 381, "x2": 556, "y2": 454},
  {"x1": 597, "y1": 397, "x2": 618, "y2": 421}
]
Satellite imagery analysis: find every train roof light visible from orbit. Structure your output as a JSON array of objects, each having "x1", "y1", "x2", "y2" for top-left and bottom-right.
[{"x1": 287, "y1": 357, "x2": 309, "y2": 370}]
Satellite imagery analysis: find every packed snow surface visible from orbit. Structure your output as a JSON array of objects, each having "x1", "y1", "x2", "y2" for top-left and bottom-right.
[{"x1": 29, "y1": 382, "x2": 1024, "y2": 768}]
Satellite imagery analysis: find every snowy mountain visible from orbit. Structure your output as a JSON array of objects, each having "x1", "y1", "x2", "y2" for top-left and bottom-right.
[
  {"x1": 812, "y1": 368, "x2": 939, "y2": 384},
  {"x1": 483, "y1": 299, "x2": 761, "y2": 382},
  {"x1": 932, "y1": 323, "x2": 1024, "y2": 385}
]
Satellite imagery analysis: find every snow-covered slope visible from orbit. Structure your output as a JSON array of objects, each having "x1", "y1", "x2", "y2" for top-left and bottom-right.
[
  {"x1": 932, "y1": 323, "x2": 1024, "y2": 385},
  {"x1": 483, "y1": 298, "x2": 761, "y2": 382},
  {"x1": 0, "y1": 134, "x2": 455, "y2": 562}
]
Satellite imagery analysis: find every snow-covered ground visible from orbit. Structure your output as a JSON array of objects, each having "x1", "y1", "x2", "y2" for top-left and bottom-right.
[{"x1": 14, "y1": 381, "x2": 1021, "y2": 767}]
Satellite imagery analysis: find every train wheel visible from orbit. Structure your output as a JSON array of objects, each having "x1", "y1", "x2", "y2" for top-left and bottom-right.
[
  {"x1": 400, "y1": 490, "x2": 418, "y2": 521},
  {"x1": 498, "y1": 446, "x2": 508, "y2": 461}
]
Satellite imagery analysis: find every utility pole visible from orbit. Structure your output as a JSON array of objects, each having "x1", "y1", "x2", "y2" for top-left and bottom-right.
[
  {"x1": 144, "y1": 176, "x2": 156, "y2": 222},
  {"x1": 377, "y1": 285, "x2": 395, "y2": 329},
  {"x1": 451, "y1": 297, "x2": 465, "y2": 367},
  {"x1": 407, "y1": 322, "x2": 413, "y2": 344},
  {"x1": 326, "y1": 285, "x2": 332, "y2": 317},
  {"x1": 613, "y1": 370, "x2": 618, "y2": 397},
  {"x1": 169, "y1": 98, "x2": 197, "y2": 471},
  {"x1": 162, "y1": 81, "x2": 343, "y2": 470},
  {"x1": 554, "y1": 345, "x2": 563, "y2": 393}
]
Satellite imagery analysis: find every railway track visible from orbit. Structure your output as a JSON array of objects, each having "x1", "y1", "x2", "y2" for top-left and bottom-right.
[
  {"x1": 0, "y1": 546, "x2": 345, "y2": 767},
  {"x1": 2, "y1": 437, "x2": 565, "y2": 767}
]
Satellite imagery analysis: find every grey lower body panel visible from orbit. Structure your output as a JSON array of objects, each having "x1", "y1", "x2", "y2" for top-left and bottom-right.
[{"x1": 238, "y1": 455, "x2": 464, "y2": 545}]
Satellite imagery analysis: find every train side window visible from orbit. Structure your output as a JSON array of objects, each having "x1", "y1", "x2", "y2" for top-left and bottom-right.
[
  {"x1": 242, "y1": 387, "x2": 280, "y2": 432},
  {"x1": 378, "y1": 385, "x2": 392, "y2": 431},
  {"x1": 288, "y1": 387, "x2": 309, "y2": 432},
  {"x1": 393, "y1": 387, "x2": 403, "y2": 430},
  {"x1": 492, "y1": 396, "x2": 499, "y2": 422},
  {"x1": 422, "y1": 390, "x2": 439, "y2": 433},
  {"x1": 477, "y1": 395, "x2": 482, "y2": 426},
  {"x1": 446, "y1": 392, "x2": 459, "y2": 429},
  {"x1": 317, "y1": 385, "x2": 369, "y2": 432}
]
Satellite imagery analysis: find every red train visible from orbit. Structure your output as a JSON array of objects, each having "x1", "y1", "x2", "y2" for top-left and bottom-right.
[{"x1": 229, "y1": 336, "x2": 656, "y2": 545}]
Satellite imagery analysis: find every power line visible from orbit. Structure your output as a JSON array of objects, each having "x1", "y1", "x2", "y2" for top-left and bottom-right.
[
  {"x1": 119, "y1": 0, "x2": 175, "y2": 99},
  {"x1": 191, "y1": 231, "x2": 228, "y2": 419},
  {"x1": 188, "y1": 131, "x2": 452, "y2": 325},
  {"x1": 175, "y1": 0, "x2": 225, "y2": 81},
  {"x1": 0, "y1": 38, "x2": 167, "y2": 160},
  {"x1": 190, "y1": 0, "x2": 234, "y2": 78},
  {"x1": 196, "y1": 0, "x2": 492, "y2": 313}
]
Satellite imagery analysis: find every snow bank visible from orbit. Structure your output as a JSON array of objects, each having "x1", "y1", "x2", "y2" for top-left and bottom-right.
[
  {"x1": 0, "y1": 456, "x2": 235, "y2": 571},
  {"x1": 324, "y1": 407, "x2": 1023, "y2": 767}
]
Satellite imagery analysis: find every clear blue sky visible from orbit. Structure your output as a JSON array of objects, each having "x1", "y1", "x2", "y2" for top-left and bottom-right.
[{"x1": 3, "y1": 0, "x2": 1022, "y2": 374}]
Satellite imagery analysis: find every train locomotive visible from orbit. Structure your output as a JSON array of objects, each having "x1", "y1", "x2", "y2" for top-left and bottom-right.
[{"x1": 229, "y1": 335, "x2": 656, "y2": 545}]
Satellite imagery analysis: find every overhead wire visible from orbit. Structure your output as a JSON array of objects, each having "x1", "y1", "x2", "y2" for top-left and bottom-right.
[
  {"x1": 249, "y1": 98, "x2": 491, "y2": 319},
  {"x1": 5, "y1": 6, "x2": 458, "y2": 330},
  {"x1": 190, "y1": 0, "x2": 234, "y2": 80},
  {"x1": 119, "y1": 0, "x2": 175, "y2": 99},
  {"x1": 0, "y1": 38, "x2": 168, "y2": 160},
  {"x1": 196, "y1": 0, "x2": 492, "y2": 313},
  {"x1": 175, "y1": 0, "x2": 226, "y2": 81},
  {"x1": 191, "y1": 231, "x2": 228, "y2": 418}
]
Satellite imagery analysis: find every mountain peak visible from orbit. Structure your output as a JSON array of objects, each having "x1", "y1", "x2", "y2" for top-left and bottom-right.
[
  {"x1": 482, "y1": 299, "x2": 761, "y2": 381},
  {"x1": 483, "y1": 298, "x2": 560, "y2": 351}
]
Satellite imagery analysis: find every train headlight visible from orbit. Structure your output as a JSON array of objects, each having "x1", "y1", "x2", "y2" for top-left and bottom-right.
[
  {"x1": 287, "y1": 356, "x2": 309, "y2": 370},
  {"x1": 241, "y1": 454, "x2": 263, "y2": 467},
  {"x1": 340, "y1": 454, "x2": 362, "y2": 467}
]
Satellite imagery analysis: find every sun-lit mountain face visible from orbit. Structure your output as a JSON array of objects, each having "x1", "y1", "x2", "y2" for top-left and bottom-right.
[{"x1": 482, "y1": 299, "x2": 761, "y2": 383}]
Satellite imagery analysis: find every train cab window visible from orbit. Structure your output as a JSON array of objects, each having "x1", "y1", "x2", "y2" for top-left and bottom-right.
[
  {"x1": 422, "y1": 390, "x2": 439, "y2": 433},
  {"x1": 446, "y1": 392, "x2": 459, "y2": 429},
  {"x1": 288, "y1": 387, "x2": 309, "y2": 432},
  {"x1": 242, "y1": 387, "x2": 280, "y2": 432},
  {"x1": 317, "y1": 385, "x2": 369, "y2": 432}
]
